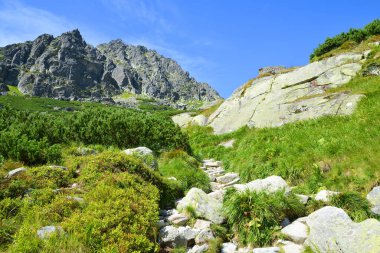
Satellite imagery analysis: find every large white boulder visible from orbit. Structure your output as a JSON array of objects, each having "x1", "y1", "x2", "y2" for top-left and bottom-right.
[
  {"x1": 367, "y1": 186, "x2": 380, "y2": 215},
  {"x1": 177, "y1": 188, "x2": 225, "y2": 224},
  {"x1": 233, "y1": 175, "x2": 290, "y2": 193},
  {"x1": 304, "y1": 206, "x2": 380, "y2": 253}
]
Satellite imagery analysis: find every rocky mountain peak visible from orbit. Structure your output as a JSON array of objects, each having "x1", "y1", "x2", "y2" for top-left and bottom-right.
[{"x1": 0, "y1": 30, "x2": 220, "y2": 104}]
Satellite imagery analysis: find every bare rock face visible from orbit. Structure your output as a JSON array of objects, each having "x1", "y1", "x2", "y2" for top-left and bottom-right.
[
  {"x1": 304, "y1": 206, "x2": 380, "y2": 253},
  {"x1": 0, "y1": 30, "x2": 220, "y2": 103},
  {"x1": 207, "y1": 52, "x2": 368, "y2": 134}
]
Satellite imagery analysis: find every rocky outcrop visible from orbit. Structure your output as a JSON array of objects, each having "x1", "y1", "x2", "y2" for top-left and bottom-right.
[
  {"x1": 0, "y1": 30, "x2": 220, "y2": 103},
  {"x1": 206, "y1": 52, "x2": 369, "y2": 134},
  {"x1": 304, "y1": 206, "x2": 380, "y2": 253}
]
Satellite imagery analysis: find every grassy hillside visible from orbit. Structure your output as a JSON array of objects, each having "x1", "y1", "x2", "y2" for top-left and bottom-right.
[
  {"x1": 188, "y1": 75, "x2": 380, "y2": 195},
  {"x1": 310, "y1": 19, "x2": 380, "y2": 61}
]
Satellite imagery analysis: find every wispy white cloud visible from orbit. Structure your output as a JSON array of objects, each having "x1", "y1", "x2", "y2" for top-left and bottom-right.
[
  {"x1": 0, "y1": 0, "x2": 107, "y2": 46},
  {"x1": 101, "y1": 0, "x2": 174, "y2": 33},
  {"x1": 0, "y1": 0, "x2": 74, "y2": 45}
]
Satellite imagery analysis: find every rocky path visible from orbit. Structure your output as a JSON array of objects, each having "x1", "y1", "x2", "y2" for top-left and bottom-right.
[{"x1": 158, "y1": 159, "x2": 380, "y2": 253}]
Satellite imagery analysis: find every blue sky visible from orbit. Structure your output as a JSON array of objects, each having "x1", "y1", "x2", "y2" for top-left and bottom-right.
[{"x1": 0, "y1": 0, "x2": 379, "y2": 98}]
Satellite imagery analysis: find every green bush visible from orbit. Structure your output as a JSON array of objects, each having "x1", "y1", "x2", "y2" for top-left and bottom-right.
[
  {"x1": 223, "y1": 190, "x2": 305, "y2": 247},
  {"x1": 61, "y1": 173, "x2": 159, "y2": 252},
  {"x1": 3, "y1": 153, "x2": 162, "y2": 252},
  {"x1": 0, "y1": 106, "x2": 190, "y2": 165},
  {"x1": 310, "y1": 19, "x2": 380, "y2": 60},
  {"x1": 158, "y1": 150, "x2": 210, "y2": 192}
]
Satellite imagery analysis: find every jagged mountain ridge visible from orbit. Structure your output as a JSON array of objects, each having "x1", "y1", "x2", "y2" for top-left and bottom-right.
[{"x1": 0, "y1": 29, "x2": 220, "y2": 102}]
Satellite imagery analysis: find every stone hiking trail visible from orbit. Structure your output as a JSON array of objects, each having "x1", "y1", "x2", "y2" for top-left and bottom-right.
[{"x1": 158, "y1": 159, "x2": 380, "y2": 253}]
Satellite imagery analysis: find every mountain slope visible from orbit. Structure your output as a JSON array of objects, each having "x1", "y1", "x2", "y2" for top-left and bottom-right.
[{"x1": 0, "y1": 29, "x2": 220, "y2": 103}]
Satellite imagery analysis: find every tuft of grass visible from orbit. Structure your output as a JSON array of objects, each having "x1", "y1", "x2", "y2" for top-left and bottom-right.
[
  {"x1": 330, "y1": 192, "x2": 377, "y2": 222},
  {"x1": 223, "y1": 189, "x2": 305, "y2": 247},
  {"x1": 158, "y1": 150, "x2": 210, "y2": 193}
]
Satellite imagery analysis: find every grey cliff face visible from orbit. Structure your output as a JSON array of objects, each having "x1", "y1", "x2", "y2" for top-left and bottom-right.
[{"x1": 0, "y1": 29, "x2": 220, "y2": 102}]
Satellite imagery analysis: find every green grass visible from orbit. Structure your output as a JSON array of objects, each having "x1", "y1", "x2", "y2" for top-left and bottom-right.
[
  {"x1": 158, "y1": 150, "x2": 210, "y2": 193},
  {"x1": 223, "y1": 190, "x2": 305, "y2": 247},
  {"x1": 0, "y1": 95, "x2": 107, "y2": 112},
  {"x1": 187, "y1": 75, "x2": 380, "y2": 196},
  {"x1": 200, "y1": 100, "x2": 224, "y2": 117},
  {"x1": 6, "y1": 85, "x2": 24, "y2": 96},
  {"x1": 113, "y1": 91, "x2": 135, "y2": 99}
]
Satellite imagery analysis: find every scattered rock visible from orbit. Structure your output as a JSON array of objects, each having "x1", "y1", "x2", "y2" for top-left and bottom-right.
[
  {"x1": 367, "y1": 186, "x2": 380, "y2": 215},
  {"x1": 233, "y1": 175, "x2": 290, "y2": 193},
  {"x1": 203, "y1": 160, "x2": 222, "y2": 168},
  {"x1": 295, "y1": 194, "x2": 310, "y2": 204},
  {"x1": 193, "y1": 219, "x2": 212, "y2": 230},
  {"x1": 219, "y1": 139, "x2": 235, "y2": 148},
  {"x1": 37, "y1": 226, "x2": 63, "y2": 239},
  {"x1": 195, "y1": 229, "x2": 214, "y2": 245},
  {"x1": 314, "y1": 189, "x2": 340, "y2": 202},
  {"x1": 159, "y1": 225, "x2": 199, "y2": 248},
  {"x1": 177, "y1": 188, "x2": 225, "y2": 224},
  {"x1": 157, "y1": 219, "x2": 168, "y2": 229},
  {"x1": 216, "y1": 173, "x2": 240, "y2": 185},
  {"x1": 252, "y1": 247, "x2": 280, "y2": 253},
  {"x1": 76, "y1": 147, "x2": 97, "y2": 156},
  {"x1": 123, "y1": 147, "x2": 157, "y2": 169},
  {"x1": 123, "y1": 146, "x2": 153, "y2": 156},
  {"x1": 304, "y1": 206, "x2": 380, "y2": 253},
  {"x1": 281, "y1": 220, "x2": 308, "y2": 244},
  {"x1": 221, "y1": 242, "x2": 237, "y2": 253},
  {"x1": 275, "y1": 240, "x2": 303, "y2": 253},
  {"x1": 167, "y1": 213, "x2": 189, "y2": 226},
  {"x1": 5, "y1": 167, "x2": 27, "y2": 179},
  {"x1": 48, "y1": 165, "x2": 68, "y2": 170},
  {"x1": 188, "y1": 244, "x2": 209, "y2": 253}
]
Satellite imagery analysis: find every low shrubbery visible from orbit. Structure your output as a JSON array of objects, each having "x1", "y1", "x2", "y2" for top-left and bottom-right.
[
  {"x1": 1, "y1": 151, "x2": 164, "y2": 252},
  {"x1": 0, "y1": 106, "x2": 190, "y2": 165},
  {"x1": 310, "y1": 19, "x2": 380, "y2": 60},
  {"x1": 223, "y1": 190, "x2": 305, "y2": 247}
]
